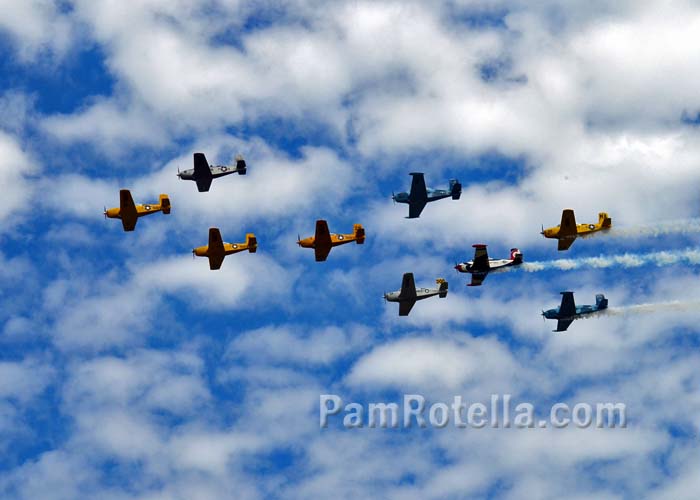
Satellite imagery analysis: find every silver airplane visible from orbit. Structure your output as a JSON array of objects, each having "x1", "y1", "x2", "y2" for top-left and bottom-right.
[
  {"x1": 392, "y1": 172, "x2": 461, "y2": 218},
  {"x1": 177, "y1": 152, "x2": 246, "y2": 192},
  {"x1": 384, "y1": 273, "x2": 448, "y2": 316}
]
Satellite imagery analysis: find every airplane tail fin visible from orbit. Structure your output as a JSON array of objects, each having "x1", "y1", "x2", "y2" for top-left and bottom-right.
[
  {"x1": 437, "y1": 278, "x2": 448, "y2": 298},
  {"x1": 510, "y1": 248, "x2": 523, "y2": 263},
  {"x1": 449, "y1": 179, "x2": 462, "y2": 200},
  {"x1": 246, "y1": 233, "x2": 257, "y2": 253},
  {"x1": 596, "y1": 294, "x2": 608, "y2": 310},
  {"x1": 354, "y1": 224, "x2": 365, "y2": 244},
  {"x1": 599, "y1": 212, "x2": 612, "y2": 228},
  {"x1": 236, "y1": 154, "x2": 247, "y2": 175},
  {"x1": 159, "y1": 194, "x2": 171, "y2": 214}
]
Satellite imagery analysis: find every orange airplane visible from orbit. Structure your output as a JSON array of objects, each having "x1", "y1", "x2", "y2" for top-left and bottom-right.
[
  {"x1": 193, "y1": 228, "x2": 257, "y2": 270},
  {"x1": 541, "y1": 209, "x2": 612, "y2": 251},
  {"x1": 104, "y1": 189, "x2": 170, "y2": 231},
  {"x1": 297, "y1": 220, "x2": 365, "y2": 261}
]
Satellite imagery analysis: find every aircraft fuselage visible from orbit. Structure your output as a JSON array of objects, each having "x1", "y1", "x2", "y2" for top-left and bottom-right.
[
  {"x1": 392, "y1": 188, "x2": 453, "y2": 204},
  {"x1": 384, "y1": 288, "x2": 441, "y2": 303},
  {"x1": 177, "y1": 164, "x2": 243, "y2": 180},
  {"x1": 542, "y1": 304, "x2": 601, "y2": 320},
  {"x1": 455, "y1": 258, "x2": 519, "y2": 273}
]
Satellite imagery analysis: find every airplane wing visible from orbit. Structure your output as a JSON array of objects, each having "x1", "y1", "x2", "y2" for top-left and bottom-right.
[
  {"x1": 207, "y1": 227, "x2": 226, "y2": 270},
  {"x1": 193, "y1": 153, "x2": 213, "y2": 192},
  {"x1": 407, "y1": 173, "x2": 428, "y2": 218},
  {"x1": 399, "y1": 300, "x2": 416, "y2": 316},
  {"x1": 468, "y1": 272, "x2": 488, "y2": 286},
  {"x1": 557, "y1": 209, "x2": 577, "y2": 250},
  {"x1": 555, "y1": 319, "x2": 574, "y2": 332},
  {"x1": 471, "y1": 245, "x2": 490, "y2": 272},
  {"x1": 557, "y1": 238, "x2": 576, "y2": 251},
  {"x1": 314, "y1": 220, "x2": 333, "y2": 262},
  {"x1": 559, "y1": 291, "x2": 576, "y2": 318},
  {"x1": 119, "y1": 189, "x2": 138, "y2": 231},
  {"x1": 398, "y1": 273, "x2": 417, "y2": 300},
  {"x1": 560, "y1": 209, "x2": 577, "y2": 233},
  {"x1": 408, "y1": 200, "x2": 428, "y2": 219}
]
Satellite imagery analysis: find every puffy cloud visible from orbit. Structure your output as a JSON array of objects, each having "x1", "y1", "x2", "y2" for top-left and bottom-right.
[
  {"x1": 0, "y1": 0, "x2": 73, "y2": 60},
  {"x1": 0, "y1": 132, "x2": 36, "y2": 225},
  {"x1": 4, "y1": 1, "x2": 700, "y2": 498}
]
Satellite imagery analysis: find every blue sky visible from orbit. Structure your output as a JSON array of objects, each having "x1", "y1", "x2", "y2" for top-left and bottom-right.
[{"x1": 2, "y1": 1, "x2": 700, "y2": 499}]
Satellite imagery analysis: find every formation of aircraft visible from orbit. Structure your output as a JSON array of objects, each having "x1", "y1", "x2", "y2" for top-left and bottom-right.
[
  {"x1": 384, "y1": 273, "x2": 448, "y2": 316},
  {"x1": 541, "y1": 209, "x2": 612, "y2": 251},
  {"x1": 542, "y1": 292, "x2": 608, "y2": 332},
  {"x1": 297, "y1": 220, "x2": 365, "y2": 262},
  {"x1": 104, "y1": 154, "x2": 621, "y2": 332},
  {"x1": 177, "y1": 152, "x2": 247, "y2": 192},
  {"x1": 104, "y1": 189, "x2": 171, "y2": 231},
  {"x1": 455, "y1": 245, "x2": 523, "y2": 286},
  {"x1": 392, "y1": 172, "x2": 461, "y2": 218},
  {"x1": 193, "y1": 228, "x2": 257, "y2": 270}
]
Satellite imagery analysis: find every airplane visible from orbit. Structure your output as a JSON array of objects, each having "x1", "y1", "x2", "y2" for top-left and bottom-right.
[
  {"x1": 392, "y1": 172, "x2": 461, "y2": 218},
  {"x1": 193, "y1": 228, "x2": 257, "y2": 270},
  {"x1": 104, "y1": 189, "x2": 170, "y2": 231},
  {"x1": 454, "y1": 245, "x2": 523, "y2": 286},
  {"x1": 542, "y1": 292, "x2": 608, "y2": 332},
  {"x1": 541, "y1": 209, "x2": 612, "y2": 251},
  {"x1": 177, "y1": 152, "x2": 247, "y2": 192},
  {"x1": 384, "y1": 273, "x2": 448, "y2": 316},
  {"x1": 297, "y1": 220, "x2": 365, "y2": 262}
]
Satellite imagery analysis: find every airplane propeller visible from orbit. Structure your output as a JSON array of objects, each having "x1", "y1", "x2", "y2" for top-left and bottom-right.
[
  {"x1": 540, "y1": 224, "x2": 545, "y2": 235},
  {"x1": 191, "y1": 249, "x2": 196, "y2": 260},
  {"x1": 103, "y1": 206, "x2": 107, "y2": 220},
  {"x1": 297, "y1": 234, "x2": 301, "y2": 246},
  {"x1": 391, "y1": 192, "x2": 396, "y2": 205}
]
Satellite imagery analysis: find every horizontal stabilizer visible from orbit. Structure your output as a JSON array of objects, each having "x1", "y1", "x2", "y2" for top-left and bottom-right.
[
  {"x1": 438, "y1": 279, "x2": 448, "y2": 298},
  {"x1": 236, "y1": 155, "x2": 247, "y2": 175},
  {"x1": 246, "y1": 233, "x2": 257, "y2": 253},
  {"x1": 159, "y1": 194, "x2": 171, "y2": 214}
]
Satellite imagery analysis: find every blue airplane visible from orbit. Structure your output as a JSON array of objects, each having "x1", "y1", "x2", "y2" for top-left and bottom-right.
[
  {"x1": 392, "y1": 173, "x2": 461, "y2": 218},
  {"x1": 542, "y1": 292, "x2": 608, "y2": 332}
]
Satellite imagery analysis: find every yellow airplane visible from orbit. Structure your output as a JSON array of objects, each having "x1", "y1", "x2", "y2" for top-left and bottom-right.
[
  {"x1": 104, "y1": 189, "x2": 171, "y2": 231},
  {"x1": 541, "y1": 209, "x2": 612, "y2": 251},
  {"x1": 297, "y1": 220, "x2": 365, "y2": 261},
  {"x1": 193, "y1": 228, "x2": 257, "y2": 270}
]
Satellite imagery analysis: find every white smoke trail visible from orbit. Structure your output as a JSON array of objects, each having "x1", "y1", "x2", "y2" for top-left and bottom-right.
[
  {"x1": 601, "y1": 300, "x2": 700, "y2": 317},
  {"x1": 606, "y1": 219, "x2": 700, "y2": 238},
  {"x1": 518, "y1": 248, "x2": 700, "y2": 273}
]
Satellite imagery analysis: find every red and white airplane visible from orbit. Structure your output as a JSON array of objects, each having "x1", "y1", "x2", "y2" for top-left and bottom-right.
[{"x1": 454, "y1": 245, "x2": 523, "y2": 286}]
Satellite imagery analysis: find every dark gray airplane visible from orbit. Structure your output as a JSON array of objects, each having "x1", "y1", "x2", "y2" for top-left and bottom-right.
[
  {"x1": 392, "y1": 173, "x2": 461, "y2": 218},
  {"x1": 177, "y1": 152, "x2": 246, "y2": 192},
  {"x1": 384, "y1": 273, "x2": 448, "y2": 316},
  {"x1": 542, "y1": 291, "x2": 608, "y2": 332}
]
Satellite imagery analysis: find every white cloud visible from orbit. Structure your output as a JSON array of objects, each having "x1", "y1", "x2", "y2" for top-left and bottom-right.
[
  {"x1": 6, "y1": 1, "x2": 700, "y2": 498},
  {"x1": 346, "y1": 336, "x2": 524, "y2": 393},
  {"x1": 0, "y1": 0, "x2": 72, "y2": 60},
  {"x1": 229, "y1": 324, "x2": 372, "y2": 365},
  {"x1": 0, "y1": 132, "x2": 36, "y2": 225}
]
